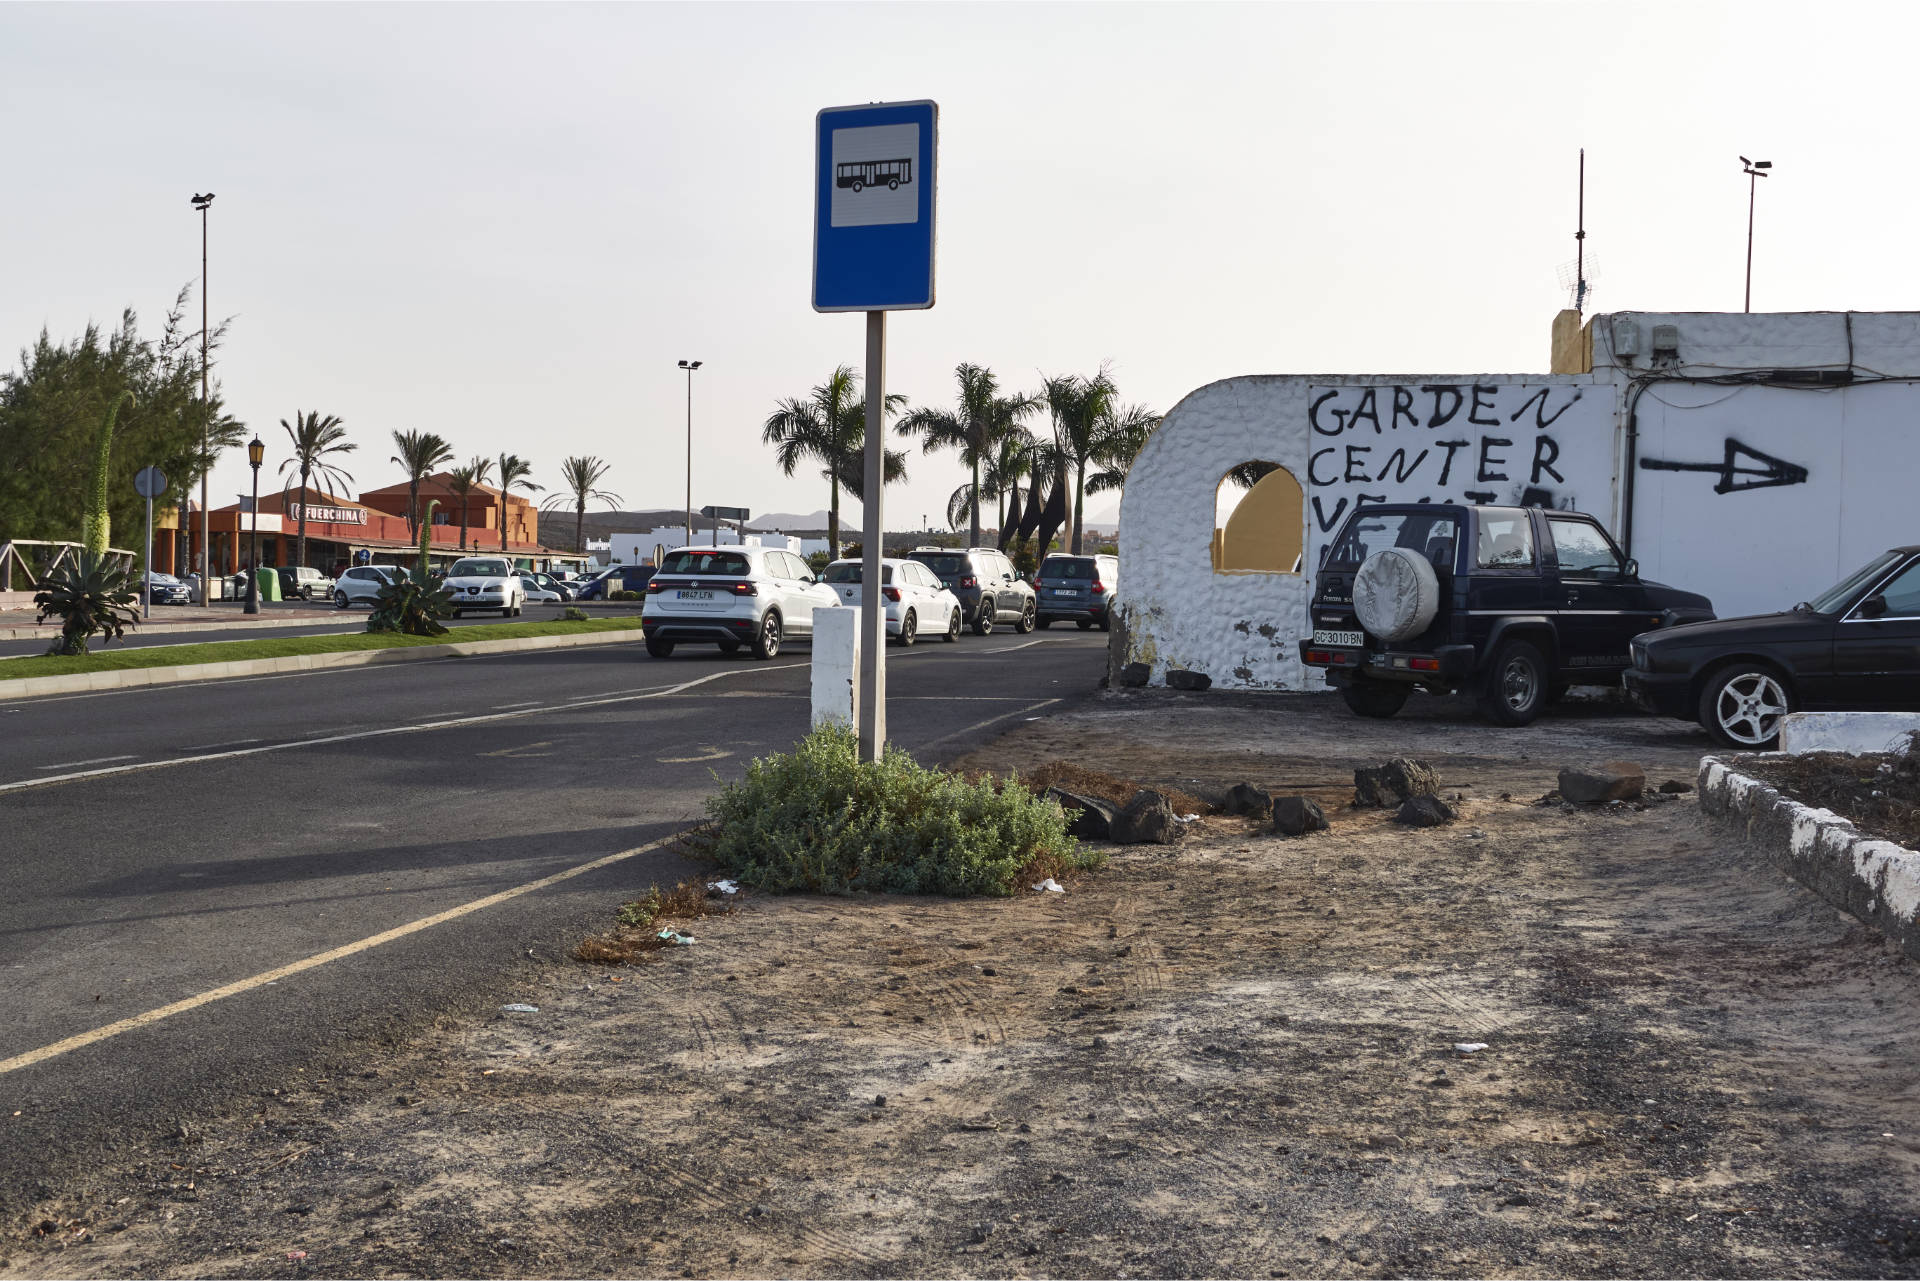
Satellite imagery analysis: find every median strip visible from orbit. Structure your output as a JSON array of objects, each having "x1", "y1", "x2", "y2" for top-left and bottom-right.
[{"x1": 0, "y1": 618, "x2": 649, "y2": 700}]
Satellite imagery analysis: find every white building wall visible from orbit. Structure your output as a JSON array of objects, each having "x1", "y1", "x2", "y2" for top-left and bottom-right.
[
  {"x1": 1118, "y1": 373, "x2": 1611, "y2": 690},
  {"x1": 610, "y1": 528, "x2": 805, "y2": 565}
]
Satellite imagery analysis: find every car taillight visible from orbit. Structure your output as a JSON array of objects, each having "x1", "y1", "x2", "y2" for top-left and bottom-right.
[
  {"x1": 1091, "y1": 580, "x2": 1106, "y2": 595},
  {"x1": 647, "y1": 581, "x2": 666, "y2": 593},
  {"x1": 882, "y1": 586, "x2": 901, "y2": 602},
  {"x1": 959, "y1": 575, "x2": 977, "y2": 589},
  {"x1": 731, "y1": 582, "x2": 757, "y2": 596}
]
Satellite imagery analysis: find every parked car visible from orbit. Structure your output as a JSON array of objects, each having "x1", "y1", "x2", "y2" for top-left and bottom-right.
[
  {"x1": 521, "y1": 571, "x2": 574, "y2": 601},
  {"x1": 332, "y1": 565, "x2": 396, "y2": 608},
  {"x1": 517, "y1": 575, "x2": 565, "y2": 604},
  {"x1": 1301, "y1": 503, "x2": 1714, "y2": 726},
  {"x1": 143, "y1": 571, "x2": 191, "y2": 606},
  {"x1": 822, "y1": 557, "x2": 962, "y2": 645},
  {"x1": 1625, "y1": 545, "x2": 1920, "y2": 749},
  {"x1": 440, "y1": 555, "x2": 526, "y2": 617},
  {"x1": 641, "y1": 545, "x2": 837, "y2": 659},
  {"x1": 276, "y1": 565, "x2": 336, "y2": 602},
  {"x1": 1034, "y1": 553, "x2": 1119, "y2": 630},
  {"x1": 576, "y1": 564, "x2": 656, "y2": 600},
  {"x1": 905, "y1": 546, "x2": 1036, "y2": 635}
]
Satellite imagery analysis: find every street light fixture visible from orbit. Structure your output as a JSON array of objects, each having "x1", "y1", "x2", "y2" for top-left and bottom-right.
[
  {"x1": 244, "y1": 434, "x2": 263, "y2": 615},
  {"x1": 1740, "y1": 156, "x2": 1772, "y2": 313},
  {"x1": 678, "y1": 359, "x2": 702, "y2": 546},
  {"x1": 190, "y1": 192, "x2": 215, "y2": 606}
]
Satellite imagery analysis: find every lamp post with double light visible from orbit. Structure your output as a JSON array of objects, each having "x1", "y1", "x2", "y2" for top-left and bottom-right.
[
  {"x1": 678, "y1": 359, "x2": 701, "y2": 546},
  {"x1": 1741, "y1": 156, "x2": 1771, "y2": 312},
  {"x1": 244, "y1": 435, "x2": 263, "y2": 615}
]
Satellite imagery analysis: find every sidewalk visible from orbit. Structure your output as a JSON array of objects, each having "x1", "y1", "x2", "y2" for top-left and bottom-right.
[{"x1": 0, "y1": 603, "x2": 356, "y2": 641}]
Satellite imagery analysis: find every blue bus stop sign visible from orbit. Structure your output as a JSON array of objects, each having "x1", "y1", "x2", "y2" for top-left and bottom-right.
[{"x1": 813, "y1": 100, "x2": 937, "y2": 312}]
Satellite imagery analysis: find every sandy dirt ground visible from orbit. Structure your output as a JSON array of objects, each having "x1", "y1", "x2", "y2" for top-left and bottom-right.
[{"x1": 6, "y1": 690, "x2": 1920, "y2": 1279}]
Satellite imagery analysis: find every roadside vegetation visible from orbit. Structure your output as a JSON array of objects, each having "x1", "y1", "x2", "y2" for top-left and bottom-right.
[
  {"x1": 695, "y1": 724, "x2": 1098, "y2": 896},
  {"x1": 0, "y1": 616, "x2": 646, "y2": 680}
]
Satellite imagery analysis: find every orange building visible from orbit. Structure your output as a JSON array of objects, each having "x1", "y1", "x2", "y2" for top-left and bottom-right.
[{"x1": 155, "y1": 475, "x2": 569, "y2": 577}]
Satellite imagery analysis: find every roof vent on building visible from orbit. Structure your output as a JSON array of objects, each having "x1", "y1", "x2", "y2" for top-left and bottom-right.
[
  {"x1": 1651, "y1": 324, "x2": 1680, "y2": 361},
  {"x1": 1611, "y1": 317, "x2": 1641, "y2": 362}
]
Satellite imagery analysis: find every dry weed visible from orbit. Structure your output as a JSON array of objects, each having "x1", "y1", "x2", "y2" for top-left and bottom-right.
[{"x1": 571, "y1": 878, "x2": 734, "y2": 965}]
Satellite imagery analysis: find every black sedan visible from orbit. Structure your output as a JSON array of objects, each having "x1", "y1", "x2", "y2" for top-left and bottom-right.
[{"x1": 1625, "y1": 546, "x2": 1920, "y2": 749}]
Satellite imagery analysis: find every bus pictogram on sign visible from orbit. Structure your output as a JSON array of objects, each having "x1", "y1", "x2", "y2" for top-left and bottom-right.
[{"x1": 835, "y1": 158, "x2": 913, "y2": 193}]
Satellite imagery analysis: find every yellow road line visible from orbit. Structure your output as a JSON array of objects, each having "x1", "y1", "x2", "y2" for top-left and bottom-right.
[{"x1": 0, "y1": 834, "x2": 678, "y2": 1077}]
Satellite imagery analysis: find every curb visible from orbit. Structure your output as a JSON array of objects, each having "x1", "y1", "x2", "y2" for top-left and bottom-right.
[
  {"x1": 0, "y1": 627, "x2": 649, "y2": 701},
  {"x1": 0, "y1": 615, "x2": 362, "y2": 641},
  {"x1": 1698, "y1": 754, "x2": 1920, "y2": 962}
]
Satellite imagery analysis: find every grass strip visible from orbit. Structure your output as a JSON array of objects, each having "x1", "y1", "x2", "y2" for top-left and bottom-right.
[{"x1": 0, "y1": 617, "x2": 647, "y2": 680}]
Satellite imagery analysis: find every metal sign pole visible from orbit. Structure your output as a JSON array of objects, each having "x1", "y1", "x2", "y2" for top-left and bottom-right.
[
  {"x1": 143, "y1": 494, "x2": 154, "y2": 618},
  {"x1": 858, "y1": 309, "x2": 887, "y2": 761}
]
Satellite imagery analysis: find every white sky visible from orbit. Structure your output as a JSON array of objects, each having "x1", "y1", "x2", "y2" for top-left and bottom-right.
[{"x1": 5, "y1": 0, "x2": 1915, "y2": 538}]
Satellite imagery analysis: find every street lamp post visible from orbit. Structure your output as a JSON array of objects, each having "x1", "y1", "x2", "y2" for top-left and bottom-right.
[
  {"x1": 678, "y1": 360, "x2": 702, "y2": 546},
  {"x1": 244, "y1": 435, "x2": 263, "y2": 615},
  {"x1": 1741, "y1": 156, "x2": 1772, "y2": 313},
  {"x1": 191, "y1": 192, "x2": 215, "y2": 606}
]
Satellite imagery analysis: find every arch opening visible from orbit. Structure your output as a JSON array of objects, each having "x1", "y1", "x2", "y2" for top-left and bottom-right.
[{"x1": 1212, "y1": 461, "x2": 1304, "y2": 574}]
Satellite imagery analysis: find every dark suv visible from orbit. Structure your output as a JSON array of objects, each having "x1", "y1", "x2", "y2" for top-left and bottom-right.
[
  {"x1": 1035, "y1": 553, "x2": 1119, "y2": 630},
  {"x1": 907, "y1": 547, "x2": 1036, "y2": 635},
  {"x1": 1300, "y1": 504, "x2": 1713, "y2": 725}
]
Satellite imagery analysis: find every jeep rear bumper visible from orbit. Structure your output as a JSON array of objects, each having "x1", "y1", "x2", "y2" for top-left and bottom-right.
[{"x1": 1300, "y1": 642, "x2": 1477, "y2": 684}]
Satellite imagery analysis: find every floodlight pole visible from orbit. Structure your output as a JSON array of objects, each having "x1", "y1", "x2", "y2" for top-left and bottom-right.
[
  {"x1": 196, "y1": 194, "x2": 213, "y2": 608},
  {"x1": 858, "y1": 310, "x2": 887, "y2": 762},
  {"x1": 1742, "y1": 156, "x2": 1771, "y2": 313}
]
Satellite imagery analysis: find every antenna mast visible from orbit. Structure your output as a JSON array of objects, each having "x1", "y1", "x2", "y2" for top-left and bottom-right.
[{"x1": 1575, "y1": 148, "x2": 1587, "y2": 313}]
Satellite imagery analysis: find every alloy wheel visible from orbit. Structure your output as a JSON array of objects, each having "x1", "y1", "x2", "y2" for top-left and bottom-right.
[{"x1": 1714, "y1": 672, "x2": 1789, "y2": 747}]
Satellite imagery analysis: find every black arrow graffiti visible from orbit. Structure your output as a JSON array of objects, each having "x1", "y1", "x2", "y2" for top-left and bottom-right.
[{"x1": 1638, "y1": 437, "x2": 1809, "y2": 494}]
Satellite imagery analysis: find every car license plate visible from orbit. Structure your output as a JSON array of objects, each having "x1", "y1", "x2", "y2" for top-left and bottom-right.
[
  {"x1": 1312, "y1": 628, "x2": 1364, "y2": 647},
  {"x1": 678, "y1": 590, "x2": 715, "y2": 601},
  {"x1": 1055, "y1": 588, "x2": 1081, "y2": 597}
]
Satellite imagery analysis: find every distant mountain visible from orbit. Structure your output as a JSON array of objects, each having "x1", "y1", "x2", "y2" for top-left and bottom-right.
[{"x1": 748, "y1": 509, "x2": 833, "y2": 531}]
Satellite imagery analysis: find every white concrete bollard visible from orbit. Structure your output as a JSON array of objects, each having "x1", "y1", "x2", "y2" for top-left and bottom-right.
[{"x1": 810, "y1": 606, "x2": 860, "y2": 730}]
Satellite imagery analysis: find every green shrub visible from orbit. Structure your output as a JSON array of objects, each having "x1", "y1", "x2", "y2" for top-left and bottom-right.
[
  {"x1": 563, "y1": 606, "x2": 589, "y2": 621},
  {"x1": 611, "y1": 589, "x2": 642, "y2": 601},
  {"x1": 35, "y1": 553, "x2": 140, "y2": 656},
  {"x1": 699, "y1": 725, "x2": 1099, "y2": 896}
]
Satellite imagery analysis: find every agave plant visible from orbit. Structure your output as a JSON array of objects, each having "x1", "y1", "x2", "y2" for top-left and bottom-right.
[
  {"x1": 367, "y1": 500, "x2": 455, "y2": 637},
  {"x1": 35, "y1": 555, "x2": 141, "y2": 656}
]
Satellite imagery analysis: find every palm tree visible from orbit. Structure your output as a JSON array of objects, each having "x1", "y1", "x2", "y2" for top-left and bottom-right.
[
  {"x1": 277, "y1": 411, "x2": 356, "y2": 571},
  {"x1": 1081, "y1": 403, "x2": 1161, "y2": 536},
  {"x1": 895, "y1": 364, "x2": 1036, "y2": 548},
  {"x1": 763, "y1": 364, "x2": 908, "y2": 555},
  {"x1": 1043, "y1": 367, "x2": 1121, "y2": 555},
  {"x1": 389, "y1": 429, "x2": 454, "y2": 539},
  {"x1": 983, "y1": 423, "x2": 1038, "y2": 546},
  {"x1": 496, "y1": 453, "x2": 541, "y2": 553},
  {"x1": 445, "y1": 456, "x2": 493, "y2": 551},
  {"x1": 539, "y1": 456, "x2": 622, "y2": 555}
]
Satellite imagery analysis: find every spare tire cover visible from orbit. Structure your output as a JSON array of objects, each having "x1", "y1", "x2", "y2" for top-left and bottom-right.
[{"x1": 1352, "y1": 547, "x2": 1440, "y2": 643}]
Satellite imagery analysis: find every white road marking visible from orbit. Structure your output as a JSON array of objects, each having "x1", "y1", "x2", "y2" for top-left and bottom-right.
[
  {"x1": 184, "y1": 738, "x2": 263, "y2": 751},
  {"x1": 491, "y1": 701, "x2": 544, "y2": 709},
  {"x1": 33, "y1": 755, "x2": 137, "y2": 771},
  {"x1": 656, "y1": 748, "x2": 732, "y2": 764},
  {"x1": 0, "y1": 663, "x2": 804, "y2": 795},
  {"x1": 0, "y1": 834, "x2": 679, "y2": 1077}
]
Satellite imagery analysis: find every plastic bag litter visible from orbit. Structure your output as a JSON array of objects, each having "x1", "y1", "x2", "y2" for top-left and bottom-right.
[
  {"x1": 1032, "y1": 878, "x2": 1066, "y2": 893},
  {"x1": 1174, "y1": 813, "x2": 1200, "y2": 823},
  {"x1": 657, "y1": 928, "x2": 696, "y2": 946},
  {"x1": 1453, "y1": 1042, "x2": 1489, "y2": 1053},
  {"x1": 707, "y1": 879, "x2": 740, "y2": 896},
  {"x1": 500, "y1": 1004, "x2": 539, "y2": 1014}
]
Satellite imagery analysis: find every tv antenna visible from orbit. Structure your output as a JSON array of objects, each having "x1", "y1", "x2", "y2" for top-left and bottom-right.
[{"x1": 1555, "y1": 148, "x2": 1595, "y2": 312}]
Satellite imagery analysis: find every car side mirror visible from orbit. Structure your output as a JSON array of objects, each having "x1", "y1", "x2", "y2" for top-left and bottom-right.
[
  {"x1": 1861, "y1": 593, "x2": 1888, "y2": 618},
  {"x1": 1622, "y1": 557, "x2": 1640, "y2": 582}
]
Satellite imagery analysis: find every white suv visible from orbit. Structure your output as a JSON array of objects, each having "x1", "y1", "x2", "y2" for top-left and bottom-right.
[
  {"x1": 641, "y1": 545, "x2": 839, "y2": 659},
  {"x1": 822, "y1": 557, "x2": 962, "y2": 645}
]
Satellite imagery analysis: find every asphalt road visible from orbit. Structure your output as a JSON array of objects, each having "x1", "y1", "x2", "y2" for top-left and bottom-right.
[
  {"x1": 0, "y1": 629, "x2": 1106, "y2": 1211},
  {"x1": 0, "y1": 602, "x2": 631, "y2": 658}
]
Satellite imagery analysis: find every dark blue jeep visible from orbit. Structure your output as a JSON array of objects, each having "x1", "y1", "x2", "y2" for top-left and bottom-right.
[{"x1": 1300, "y1": 503, "x2": 1713, "y2": 725}]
